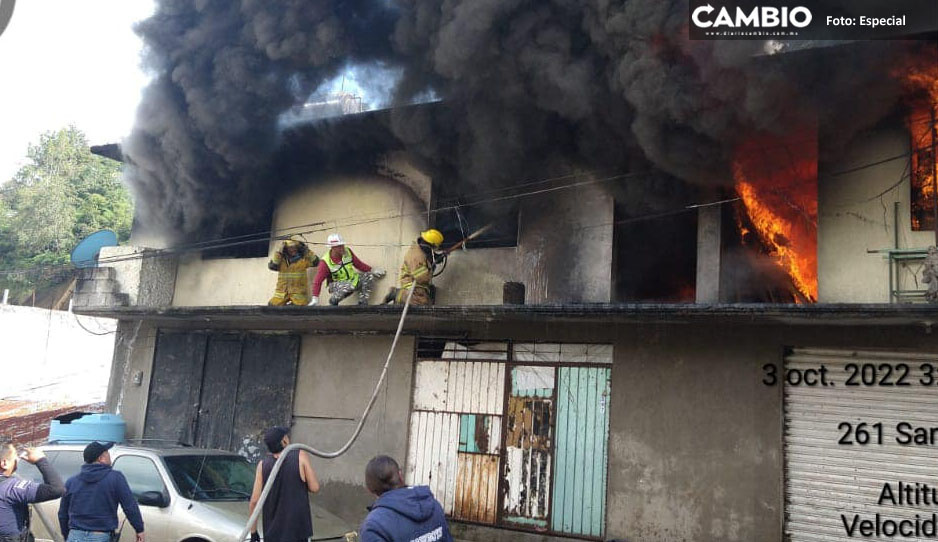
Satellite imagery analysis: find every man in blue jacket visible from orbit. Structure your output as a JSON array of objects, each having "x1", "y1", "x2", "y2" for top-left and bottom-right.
[
  {"x1": 360, "y1": 456, "x2": 452, "y2": 542},
  {"x1": 58, "y1": 442, "x2": 145, "y2": 542}
]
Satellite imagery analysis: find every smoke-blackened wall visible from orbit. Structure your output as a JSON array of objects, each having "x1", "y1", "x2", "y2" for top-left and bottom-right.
[{"x1": 122, "y1": 0, "x2": 930, "y2": 241}]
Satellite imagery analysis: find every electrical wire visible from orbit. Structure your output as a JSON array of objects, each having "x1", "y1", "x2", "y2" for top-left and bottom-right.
[
  {"x1": 2, "y1": 116, "x2": 936, "y2": 281},
  {"x1": 73, "y1": 312, "x2": 117, "y2": 336},
  {"x1": 0, "y1": 168, "x2": 652, "y2": 278}
]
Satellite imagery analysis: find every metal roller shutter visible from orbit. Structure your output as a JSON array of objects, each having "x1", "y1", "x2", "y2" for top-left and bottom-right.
[{"x1": 785, "y1": 348, "x2": 938, "y2": 542}]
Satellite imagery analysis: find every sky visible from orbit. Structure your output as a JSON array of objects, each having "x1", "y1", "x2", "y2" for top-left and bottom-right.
[{"x1": 0, "y1": 0, "x2": 155, "y2": 182}]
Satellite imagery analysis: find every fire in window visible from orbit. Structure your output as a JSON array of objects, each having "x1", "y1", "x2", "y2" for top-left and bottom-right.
[{"x1": 910, "y1": 105, "x2": 938, "y2": 232}]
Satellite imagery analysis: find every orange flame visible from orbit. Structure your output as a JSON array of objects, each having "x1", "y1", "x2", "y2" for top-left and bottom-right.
[
  {"x1": 909, "y1": 105, "x2": 937, "y2": 231},
  {"x1": 733, "y1": 129, "x2": 818, "y2": 302},
  {"x1": 894, "y1": 46, "x2": 938, "y2": 232}
]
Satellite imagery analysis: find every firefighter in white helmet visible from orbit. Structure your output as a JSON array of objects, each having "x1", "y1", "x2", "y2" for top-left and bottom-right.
[
  {"x1": 267, "y1": 238, "x2": 320, "y2": 306},
  {"x1": 383, "y1": 229, "x2": 446, "y2": 306},
  {"x1": 309, "y1": 233, "x2": 386, "y2": 306}
]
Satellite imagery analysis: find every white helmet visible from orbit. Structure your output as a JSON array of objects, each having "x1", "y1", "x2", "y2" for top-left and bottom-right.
[{"x1": 326, "y1": 233, "x2": 345, "y2": 247}]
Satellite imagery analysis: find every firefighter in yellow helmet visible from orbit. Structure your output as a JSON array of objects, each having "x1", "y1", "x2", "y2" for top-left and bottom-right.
[
  {"x1": 267, "y1": 238, "x2": 320, "y2": 306},
  {"x1": 383, "y1": 229, "x2": 446, "y2": 306}
]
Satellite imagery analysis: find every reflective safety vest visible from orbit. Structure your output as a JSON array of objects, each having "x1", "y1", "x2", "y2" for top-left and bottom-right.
[{"x1": 322, "y1": 247, "x2": 361, "y2": 288}]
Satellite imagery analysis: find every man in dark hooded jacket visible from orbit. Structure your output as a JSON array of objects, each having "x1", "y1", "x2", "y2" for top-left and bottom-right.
[
  {"x1": 360, "y1": 456, "x2": 452, "y2": 542},
  {"x1": 58, "y1": 442, "x2": 145, "y2": 542}
]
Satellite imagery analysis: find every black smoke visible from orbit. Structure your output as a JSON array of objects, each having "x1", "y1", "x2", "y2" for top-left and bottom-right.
[{"x1": 122, "y1": 0, "x2": 928, "y2": 240}]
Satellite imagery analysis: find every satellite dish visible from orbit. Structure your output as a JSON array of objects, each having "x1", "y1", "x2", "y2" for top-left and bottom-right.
[{"x1": 71, "y1": 230, "x2": 119, "y2": 268}]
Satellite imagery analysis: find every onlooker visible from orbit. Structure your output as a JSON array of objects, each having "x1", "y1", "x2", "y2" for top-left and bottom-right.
[
  {"x1": 0, "y1": 440, "x2": 64, "y2": 541},
  {"x1": 58, "y1": 442, "x2": 144, "y2": 542},
  {"x1": 360, "y1": 456, "x2": 452, "y2": 542},
  {"x1": 249, "y1": 427, "x2": 320, "y2": 542}
]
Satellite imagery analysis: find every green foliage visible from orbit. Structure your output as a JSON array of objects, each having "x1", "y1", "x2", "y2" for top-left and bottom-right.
[{"x1": 0, "y1": 126, "x2": 133, "y2": 302}]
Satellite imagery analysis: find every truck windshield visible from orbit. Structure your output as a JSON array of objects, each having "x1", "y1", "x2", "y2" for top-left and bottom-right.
[{"x1": 163, "y1": 454, "x2": 255, "y2": 501}]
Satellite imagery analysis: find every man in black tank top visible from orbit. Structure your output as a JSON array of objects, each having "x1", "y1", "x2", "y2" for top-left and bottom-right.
[{"x1": 249, "y1": 427, "x2": 321, "y2": 542}]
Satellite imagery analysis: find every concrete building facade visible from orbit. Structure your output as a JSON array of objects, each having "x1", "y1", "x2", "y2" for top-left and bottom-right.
[{"x1": 76, "y1": 107, "x2": 938, "y2": 541}]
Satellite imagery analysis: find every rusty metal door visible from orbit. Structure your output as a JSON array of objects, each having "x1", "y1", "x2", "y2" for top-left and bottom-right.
[
  {"x1": 407, "y1": 340, "x2": 612, "y2": 537},
  {"x1": 407, "y1": 342, "x2": 508, "y2": 524},
  {"x1": 502, "y1": 365, "x2": 555, "y2": 529}
]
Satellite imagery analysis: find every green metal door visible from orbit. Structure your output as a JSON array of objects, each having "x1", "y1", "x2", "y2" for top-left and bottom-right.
[{"x1": 551, "y1": 366, "x2": 611, "y2": 537}]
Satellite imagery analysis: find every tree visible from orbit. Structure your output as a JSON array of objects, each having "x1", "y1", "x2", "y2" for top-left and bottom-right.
[{"x1": 0, "y1": 127, "x2": 133, "y2": 302}]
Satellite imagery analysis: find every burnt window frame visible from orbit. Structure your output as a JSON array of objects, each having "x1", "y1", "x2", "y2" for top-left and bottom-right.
[{"x1": 910, "y1": 107, "x2": 938, "y2": 232}]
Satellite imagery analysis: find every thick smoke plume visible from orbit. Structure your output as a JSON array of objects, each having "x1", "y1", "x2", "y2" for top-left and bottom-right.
[{"x1": 123, "y1": 0, "x2": 928, "y2": 240}]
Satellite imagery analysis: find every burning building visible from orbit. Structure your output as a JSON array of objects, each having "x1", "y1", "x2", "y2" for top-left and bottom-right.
[{"x1": 72, "y1": 7, "x2": 938, "y2": 542}]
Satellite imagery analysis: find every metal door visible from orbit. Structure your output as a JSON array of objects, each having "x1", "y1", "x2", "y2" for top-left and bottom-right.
[
  {"x1": 143, "y1": 332, "x2": 207, "y2": 444},
  {"x1": 551, "y1": 366, "x2": 611, "y2": 538},
  {"x1": 144, "y1": 332, "x2": 299, "y2": 459},
  {"x1": 502, "y1": 365, "x2": 555, "y2": 529},
  {"x1": 195, "y1": 335, "x2": 242, "y2": 449},
  {"x1": 785, "y1": 348, "x2": 938, "y2": 541}
]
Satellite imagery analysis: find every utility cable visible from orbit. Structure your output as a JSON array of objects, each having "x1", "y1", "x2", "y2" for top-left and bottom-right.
[
  {"x1": 236, "y1": 281, "x2": 417, "y2": 542},
  {"x1": 73, "y1": 312, "x2": 117, "y2": 336},
  {"x1": 2, "y1": 119, "x2": 936, "y2": 281}
]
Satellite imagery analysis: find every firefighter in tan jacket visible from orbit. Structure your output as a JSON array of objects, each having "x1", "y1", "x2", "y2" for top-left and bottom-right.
[
  {"x1": 267, "y1": 239, "x2": 320, "y2": 306},
  {"x1": 384, "y1": 229, "x2": 445, "y2": 306}
]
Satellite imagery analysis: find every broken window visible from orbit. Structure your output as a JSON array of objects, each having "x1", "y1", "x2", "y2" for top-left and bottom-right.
[
  {"x1": 432, "y1": 201, "x2": 520, "y2": 249},
  {"x1": 910, "y1": 107, "x2": 938, "y2": 231},
  {"x1": 407, "y1": 339, "x2": 612, "y2": 538}
]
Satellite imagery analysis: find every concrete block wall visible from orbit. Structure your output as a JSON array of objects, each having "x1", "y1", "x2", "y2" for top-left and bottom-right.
[
  {"x1": 72, "y1": 267, "x2": 129, "y2": 309},
  {"x1": 98, "y1": 246, "x2": 177, "y2": 307}
]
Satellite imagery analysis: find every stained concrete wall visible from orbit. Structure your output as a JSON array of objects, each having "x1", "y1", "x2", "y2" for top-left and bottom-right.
[
  {"x1": 171, "y1": 171, "x2": 615, "y2": 307},
  {"x1": 172, "y1": 256, "x2": 273, "y2": 306},
  {"x1": 105, "y1": 320, "x2": 158, "y2": 439},
  {"x1": 103, "y1": 313, "x2": 937, "y2": 541},
  {"x1": 290, "y1": 334, "x2": 415, "y2": 525},
  {"x1": 172, "y1": 174, "x2": 426, "y2": 307},
  {"x1": 434, "y1": 182, "x2": 616, "y2": 305},
  {"x1": 434, "y1": 248, "x2": 519, "y2": 305},
  {"x1": 819, "y1": 121, "x2": 934, "y2": 302},
  {"x1": 518, "y1": 184, "x2": 614, "y2": 303},
  {"x1": 98, "y1": 246, "x2": 176, "y2": 306},
  {"x1": 605, "y1": 323, "x2": 936, "y2": 542}
]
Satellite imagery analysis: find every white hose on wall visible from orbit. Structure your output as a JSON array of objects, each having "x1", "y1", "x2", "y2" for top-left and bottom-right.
[{"x1": 236, "y1": 282, "x2": 417, "y2": 541}]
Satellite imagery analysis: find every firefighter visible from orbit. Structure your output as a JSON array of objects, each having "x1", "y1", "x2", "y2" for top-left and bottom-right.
[
  {"x1": 384, "y1": 229, "x2": 445, "y2": 306},
  {"x1": 267, "y1": 238, "x2": 320, "y2": 306},
  {"x1": 310, "y1": 234, "x2": 385, "y2": 306}
]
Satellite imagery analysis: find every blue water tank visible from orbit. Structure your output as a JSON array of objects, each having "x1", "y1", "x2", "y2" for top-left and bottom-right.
[{"x1": 49, "y1": 413, "x2": 126, "y2": 444}]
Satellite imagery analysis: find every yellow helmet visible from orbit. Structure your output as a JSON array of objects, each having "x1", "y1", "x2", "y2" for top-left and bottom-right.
[
  {"x1": 420, "y1": 229, "x2": 444, "y2": 247},
  {"x1": 283, "y1": 238, "x2": 300, "y2": 248}
]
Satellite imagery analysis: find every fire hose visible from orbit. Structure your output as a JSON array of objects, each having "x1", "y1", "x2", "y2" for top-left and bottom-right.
[{"x1": 236, "y1": 281, "x2": 417, "y2": 542}]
